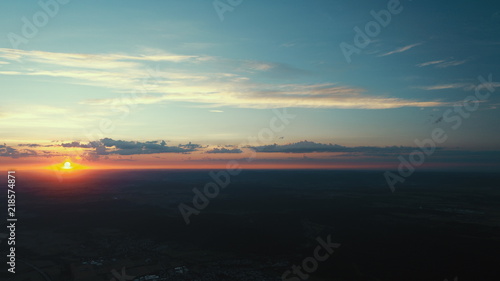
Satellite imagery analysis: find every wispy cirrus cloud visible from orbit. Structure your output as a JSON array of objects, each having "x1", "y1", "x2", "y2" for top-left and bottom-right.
[
  {"x1": 417, "y1": 59, "x2": 468, "y2": 68},
  {"x1": 417, "y1": 83, "x2": 472, "y2": 91},
  {"x1": 80, "y1": 82, "x2": 449, "y2": 109},
  {"x1": 378, "y1": 43, "x2": 423, "y2": 57},
  {"x1": 0, "y1": 105, "x2": 70, "y2": 120},
  {"x1": 436, "y1": 60, "x2": 468, "y2": 68},
  {"x1": 0, "y1": 48, "x2": 449, "y2": 110},
  {"x1": 416, "y1": 81, "x2": 500, "y2": 93},
  {"x1": 0, "y1": 48, "x2": 203, "y2": 70},
  {"x1": 416, "y1": 60, "x2": 446, "y2": 67}
]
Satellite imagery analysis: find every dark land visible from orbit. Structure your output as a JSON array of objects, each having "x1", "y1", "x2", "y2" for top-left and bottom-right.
[{"x1": 1, "y1": 169, "x2": 499, "y2": 280}]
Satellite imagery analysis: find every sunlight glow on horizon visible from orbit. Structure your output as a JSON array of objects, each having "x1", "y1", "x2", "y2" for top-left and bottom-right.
[{"x1": 45, "y1": 160, "x2": 88, "y2": 172}]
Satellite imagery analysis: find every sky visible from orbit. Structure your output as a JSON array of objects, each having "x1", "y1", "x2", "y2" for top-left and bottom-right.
[{"x1": 0, "y1": 0, "x2": 499, "y2": 170}]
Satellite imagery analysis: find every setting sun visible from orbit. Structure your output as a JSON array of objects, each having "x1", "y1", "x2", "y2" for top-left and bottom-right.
[{"x1": 45, "y1": 160, "x2": 87, "y2": 171}]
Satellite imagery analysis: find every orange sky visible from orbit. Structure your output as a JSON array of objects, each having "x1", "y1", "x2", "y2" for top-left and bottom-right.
[{"x1": 0, "y1": 152, "x2": 478, "y2": 172}]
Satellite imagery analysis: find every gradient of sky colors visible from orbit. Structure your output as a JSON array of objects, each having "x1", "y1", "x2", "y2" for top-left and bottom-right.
[{"x1": 0, "y1": 0, "x2": 499, "y2": 170}]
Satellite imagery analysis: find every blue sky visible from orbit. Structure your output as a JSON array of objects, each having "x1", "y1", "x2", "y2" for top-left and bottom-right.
[{"x1": 0, "y1": 0, "x2": 499, "y2": 168}]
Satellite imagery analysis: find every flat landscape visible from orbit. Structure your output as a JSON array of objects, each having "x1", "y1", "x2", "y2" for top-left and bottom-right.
[{"x1": 1, "y1": 170, "x2": 499, "y2": 280}]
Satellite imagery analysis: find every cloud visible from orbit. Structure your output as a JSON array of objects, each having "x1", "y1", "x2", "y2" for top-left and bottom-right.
[
  {"x1": 243, "y1": 61, "x2": 275, "y2": 71},
  {"x1": 0, "y1": 144, "x2": 38, "y2": 158},
  {"x1": 178, "y1": 142, "x2": 203, "y2": 150},
  {"x1": 416, "y1": 60, "x2": 446, "y2": 67},
  {"x1": 0, "y1": 105, "x2": 69, "y2": 119},
  {"x1": 238, "y1": 60, "x2": 308, "y2": 77},
  {"x1": 378, "y1": 43, "x2": 423, "y2": 57},
  {"x1": 0, "y1": 48, "x2": 450, "y2": 110},
  {"x1": 436, "y1": 60, "x2": 468, "y2": 68},
  {"x1": 51, "y1": 138, "x2": 199, "y2": 160},
  {"x1": 418, "y1": 83, "x2": 472, "y2": 91},
  {"x1": 417, "y1": 59, "x2": 467, "y2": 68},
  {"x1": 98, "y1": 138, "x2": 195, "y2": 155},
  {"x1": 206, "y1": 147, "x2": 243, "y2": 154},
  {"x1": 0, "y1": 139, "x2": 211, "y2": 159},
  {"x1": 81, "y1": 83, "x2": 448, "y2": 109},
  {"x1": 0, "y1": 105, "x2": 78, "y2": 132},
  {"x1": 18, "y1": 143, "x2": 42, "y2": 147},
  {"x1": 248, "y1": 140, "x2": 424, "y2": 154},
  {"x1": 60, "y1": 141, "x2": 99, "y2": 148},
  {"x1": 0, "y1": 48, "x2": 202, "y2": 70}
]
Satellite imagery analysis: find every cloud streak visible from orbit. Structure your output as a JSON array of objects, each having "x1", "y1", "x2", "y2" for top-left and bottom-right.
[
  {"x1": 378, "y1": 43, "x2": 423, "y2": 57},
  {"x1": 81, "y1": 83, "x2": 448, "y2": 109},
  {"x1": 0, "y1": 48, "x2": 449, "y2": 110},
  {"x1": 0, "y1": 48, "x2": 202, "y2": 70},
  {"x1": 418, "y1": 83, "x2": 472, "y2": 91},
  {"x1": 417, "y1": 59, "x2": 467, "y2": 68}
]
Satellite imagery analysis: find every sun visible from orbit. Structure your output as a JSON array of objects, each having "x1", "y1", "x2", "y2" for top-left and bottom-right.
[{"x1": 45, "y1": 160, "x2": 87, "y2": 171}]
